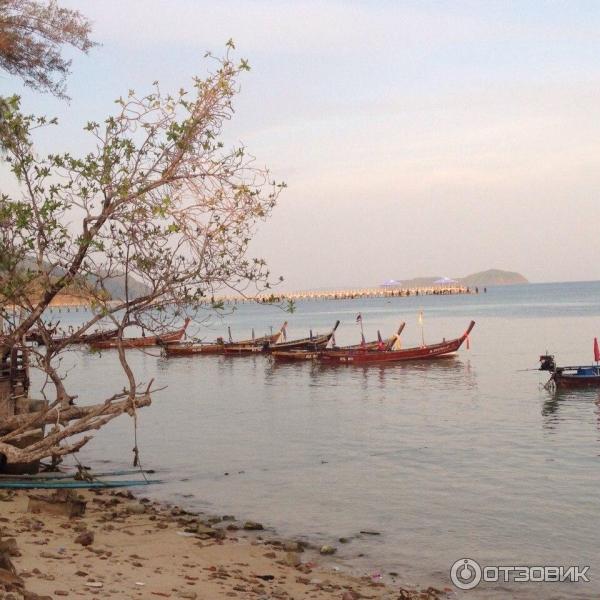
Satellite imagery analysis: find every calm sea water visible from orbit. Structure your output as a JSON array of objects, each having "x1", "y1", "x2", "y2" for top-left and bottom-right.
[{"x1": 36, "y1": 282, "x2": 600, "y2": 598}]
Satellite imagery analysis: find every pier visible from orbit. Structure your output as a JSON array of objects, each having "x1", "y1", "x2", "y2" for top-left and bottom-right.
[
  {"x1": 216, "y1": 285, "x2": 474, "y2": 304},
  {"x1": 23, "y1": 285, "x2": 475, "y2": 312}
]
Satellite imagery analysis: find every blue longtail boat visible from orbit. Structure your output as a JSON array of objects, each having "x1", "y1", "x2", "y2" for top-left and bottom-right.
[{"x1": 540, "y1": 338, "x2": 600, "y2": 388}]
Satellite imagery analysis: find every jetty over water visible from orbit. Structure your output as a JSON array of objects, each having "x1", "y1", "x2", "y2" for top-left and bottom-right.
[
  {"x1": 216, "y1": 284, "x2": 474, "y2": 304},
  {"x1": 27, "y1": 285, "x2": 475, "y2": 312}
]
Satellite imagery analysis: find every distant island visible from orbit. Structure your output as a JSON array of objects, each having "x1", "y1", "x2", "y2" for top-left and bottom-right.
[
  {"x1": 398, "y1": 269, "x2": 528, "y2": 288},
  {"x1": 459, "y1": 269, "x2": 528, "y2": 287}
]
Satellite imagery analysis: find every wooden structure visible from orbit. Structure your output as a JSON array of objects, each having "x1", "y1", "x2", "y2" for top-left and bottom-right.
[
  {"x1": 0, "y1": 345, "x2": 30, "y2": 410},
  {"x1": 0, "y1": 344, "x2": 47, "y2": 474}
]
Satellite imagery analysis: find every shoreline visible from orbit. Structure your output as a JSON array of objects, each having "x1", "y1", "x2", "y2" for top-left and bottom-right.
[{"x1": 0, "y1": 489, "x2": 449, "y2": 599}]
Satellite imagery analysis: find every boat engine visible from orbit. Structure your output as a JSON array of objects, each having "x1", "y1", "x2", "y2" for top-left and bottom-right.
[{"x1": 539, "y1": 354, "x2": 556, "y2": 372}]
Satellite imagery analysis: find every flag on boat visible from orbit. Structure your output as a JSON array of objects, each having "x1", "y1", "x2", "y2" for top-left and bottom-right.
[
  {"x1": 356, "y1": 313, "x2": 362, "y2": 323},
  {"x1": 594, "y1": 337, "x2": 600, "y2": 362},
  {"x1": 418, "y1": 311, "x2": 424, "y2": 326}
]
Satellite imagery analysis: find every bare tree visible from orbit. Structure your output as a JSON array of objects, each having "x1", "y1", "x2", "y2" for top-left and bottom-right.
[
  {"x1": 0, "y1": 0, "x2": 96, "y2": 98},
  {"x1": 0, "y1": 45, "x2": 284, "y2": 467}
]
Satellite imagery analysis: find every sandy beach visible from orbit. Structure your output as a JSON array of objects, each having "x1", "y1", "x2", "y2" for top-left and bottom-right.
[{"x1": 0, "y1": 489, "x2": 447, "y2": 600}]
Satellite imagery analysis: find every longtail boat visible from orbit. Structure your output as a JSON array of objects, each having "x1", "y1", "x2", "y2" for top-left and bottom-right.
[
  {"x1": 341, "y1": 322, "x2": 406, "y2": 351},
  {"x1": 268, "y1": 321, "x2": 340, "y2": 353},
  {"x1": 272, "y1": 322, "x2": 405, "y2": 362},
  {"x1": 222, "y1": 323, "x2": 287, "y2": 355},
  {"x1": 318, "y1": 321, "x2": 475, "y2": 365},
  {"x1": 26, "y1": 327, "x2": 120, "y2": 346},
  {"x1": 164, "y1": 323, "x2": 287, "y2": 357},
  {"x1": 539, "y1": 344, "x2": 600, "y2": 388},
  {"x1": 89, "y1": 319, "x2": 190, "y2": 350},
  {"x1": 59, "y1": 329, "x2": 120, "y2": 346},
  {"x1": 69, "y1": 329, "x2": 120, "y2": 344}
]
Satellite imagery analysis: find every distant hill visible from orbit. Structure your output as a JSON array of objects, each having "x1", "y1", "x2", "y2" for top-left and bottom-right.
[
  {"x1": 397, "y1": 269, "x2": 528, "y2": 289},
  {"x1": 14, "y1": 259, "x2": 150, "y2": 303},
  {"x1": 460, "y1": 269, "x2": 528, "y2": 287}
]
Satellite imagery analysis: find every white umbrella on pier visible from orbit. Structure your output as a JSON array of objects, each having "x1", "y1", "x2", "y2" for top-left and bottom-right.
[
  {"x1": 434, "y1": 277, "x2": 457, "y2": 286},
  {"x1": 381, "y1": 279, "x2": 402, "y2": 288}
]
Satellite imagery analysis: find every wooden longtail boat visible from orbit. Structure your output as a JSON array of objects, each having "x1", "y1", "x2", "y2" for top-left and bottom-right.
[
  {"x1": 164, "y1": 323, "x2": 287, "y2": 357},
  {"x1": 268, "y1": 321, "x2": 340, "y2": 353},
  {"x1": 26, "y1": 328, "x2": 120, "y2": 346},
  {"x1": 69, "y1": 329, "x2": 120, "y2": 344},
  {"x1": 318, "y1": 321, "x2": 475, "y2": 365},
  {"x1": 89, "y1": 319, "x2": 190, "y2": 350},
  {"x1": 59, "y1": 329, "x2": 120, "y2": 346},
  {"x1": 272, "y1": 323, "x2": 406, "y2": 362},
  {"x1": 539, "y1": 354, "x2": 600, "y2": 388},
  {"x1": 341, "y1": 322, "x2": 406, "y2": 351}
]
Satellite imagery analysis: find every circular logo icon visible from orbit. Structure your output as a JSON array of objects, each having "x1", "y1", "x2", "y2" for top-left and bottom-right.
[{"x1": 450, "y1": 558, "x2": 482, "y2": 590}]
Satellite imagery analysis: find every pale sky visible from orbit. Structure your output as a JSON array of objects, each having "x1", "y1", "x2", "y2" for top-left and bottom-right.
[{"x1": 3, "y1": 0, "x2": 600, "y2": 289}]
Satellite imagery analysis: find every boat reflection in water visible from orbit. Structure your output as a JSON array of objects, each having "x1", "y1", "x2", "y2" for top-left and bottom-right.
[
  {"x1": 540, "y1": 389, "x2": 600, "y2": 448},
  {"x1": 266, "y1": 352, "x2": 477, "y2": 396}
]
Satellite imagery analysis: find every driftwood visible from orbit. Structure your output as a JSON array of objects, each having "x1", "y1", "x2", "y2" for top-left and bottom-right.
[
  {"x1": 0, "y1": 393, "x2": 151, "y2": 465},
  {"x1": 0, "y1": 394, "x2": 151, "y2": 432}
]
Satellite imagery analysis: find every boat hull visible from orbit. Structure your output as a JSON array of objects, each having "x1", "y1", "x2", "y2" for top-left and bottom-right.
[
  {"x1": 271, "y1": 338, "x2": 389, "y2": 361},
  {"x1": 223, "y1": 344, "x2": 266, "y2": 355},
  {"x1": 268, "y1": 333, "x2": 332, "y2": 353},
  {"x1": 164, "y1": 343, "x2": 225, "y2": 356},
  {"x1": 164, "y1": 332, "x2": 279, "y2": 356},
  {"x1": 90, "y1": 320, "x2": 190, "y2": 350},
  {"x1": 28, "y1": 329, "x2": 120, "y2": 346},
  {"x1": 554, "y1": 375, "x2": 600, "y2": 387},
  {"x1": 553, "y1": 367, "x2": 600, "y2": 388},
  {"x1": 271, "y1": 350, "x2": 321, "y2": 361}
]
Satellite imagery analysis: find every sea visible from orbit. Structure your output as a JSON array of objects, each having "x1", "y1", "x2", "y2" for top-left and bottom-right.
[{"x1": 32, "y1": 281, "x2": 600, "y2": 599}]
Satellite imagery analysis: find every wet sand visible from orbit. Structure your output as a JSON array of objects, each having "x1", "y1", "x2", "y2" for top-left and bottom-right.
[{"x1": 0, "y1": 489, "x2": 447, "y2": 600}]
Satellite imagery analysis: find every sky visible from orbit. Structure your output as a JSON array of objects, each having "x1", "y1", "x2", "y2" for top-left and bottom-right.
[{"x1": 3, "y1": 0, "x2": 600, "y2": 290}]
